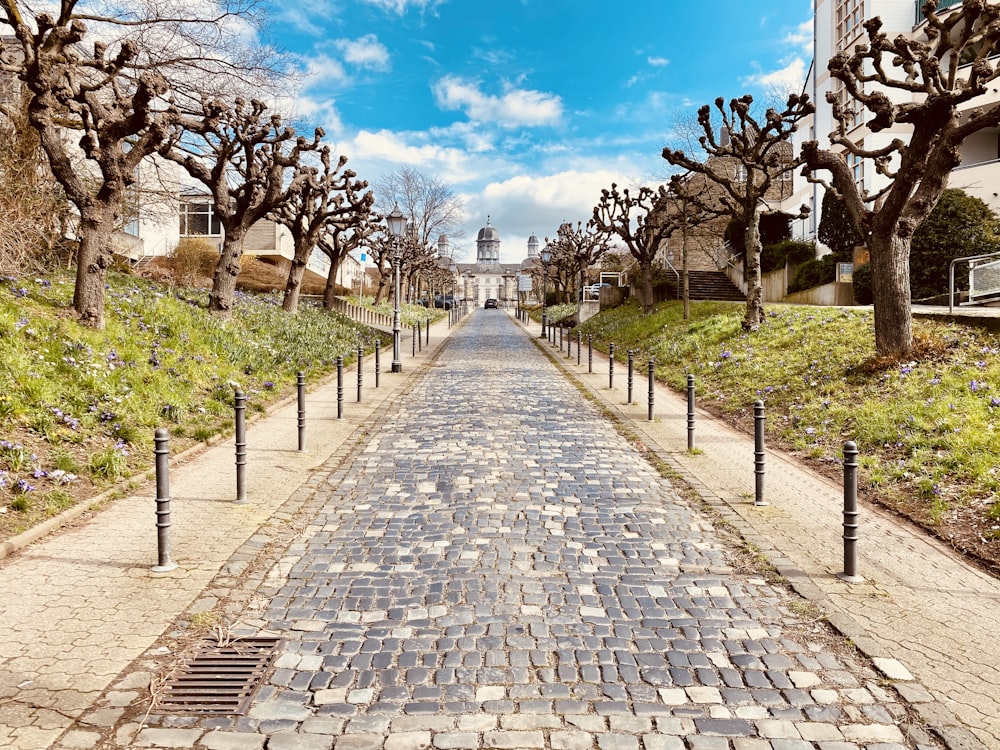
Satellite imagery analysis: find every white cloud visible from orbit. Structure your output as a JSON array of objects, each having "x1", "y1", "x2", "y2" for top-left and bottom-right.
[
  {"x1": 433, "y1": 76, "x2": 563, "y2": 127},
  {"x1": 362, "y1": 0, "x2": 442, "y2": 15},
  {"x1": 335, "y1": 34, "x2": 390, "y2": 71},
  {"x1": 741, "y1": 57, "x2": 808, "y2": 95},
  {"x1": 647, "y1": 56, "x2": 669, "y2": 67},
  {"x1": 784, "y1": 20, "x2": 812, "y2": 53}
]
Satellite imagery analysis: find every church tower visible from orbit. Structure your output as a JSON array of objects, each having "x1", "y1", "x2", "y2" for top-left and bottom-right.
[{"x1": 476, "y1": 217, "x2": 500, "y2": 265}]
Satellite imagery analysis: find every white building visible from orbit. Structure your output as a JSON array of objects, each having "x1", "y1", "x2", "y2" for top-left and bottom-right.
[
  {"x1": 455, "y1": 218, "x2": 525, "y2": 306},
  {"x1": 789, "y1": 0, "x2": 1000, "y2": 243}
]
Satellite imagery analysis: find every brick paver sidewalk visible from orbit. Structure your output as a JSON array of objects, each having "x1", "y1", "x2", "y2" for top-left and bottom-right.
[
  {"x1": 0, "y1": 317, "x2": 454, "y2": 749},
  {"x1": 531, "y1": 313, "x2": 998, "y2": 750}
]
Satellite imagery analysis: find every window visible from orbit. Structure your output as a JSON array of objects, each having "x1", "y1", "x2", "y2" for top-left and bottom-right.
[
  {"x1": 849, "y1": 152, "x2": 864, "y2": 186},
  {"x1": 179, "y1": 201, "x2": 222, "y2": 236},
  {"x1": 835, "y1": 0, "x2": 864, "y2": 50}
]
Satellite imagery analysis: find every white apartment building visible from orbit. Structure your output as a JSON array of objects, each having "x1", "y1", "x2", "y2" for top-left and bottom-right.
[{"x1": 786, "y1": 0, "x2": 1000, "y2": 245}]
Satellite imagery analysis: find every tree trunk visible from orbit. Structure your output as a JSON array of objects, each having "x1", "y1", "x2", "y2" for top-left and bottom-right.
[
  {"x1": 322, "y1": 262, "x2": 339, "y2": 310},
  {"x1": 209, "y1": 228, "x2": 247, "y2": 318},
  {"x1": 640, "y1": 259, "x2": 655, "y2": 313},
  {"x1": 73, "y1": 209, "x2": 114, "y2": 328},
  {"x1": 681, "y1": 217, "x2": 690, "y2": 321},
  {"x1": 742, "y1": 215, "x2": 764, "y2": 331},
  {"x1": 282, "y1": 239, "x2": 313, "y2": 314},
  {"x1": 869, "y1": 232, "x2": 913, "y2": 359}
]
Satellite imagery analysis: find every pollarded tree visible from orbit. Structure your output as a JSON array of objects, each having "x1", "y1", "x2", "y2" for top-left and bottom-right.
[
  {"x1": 272, "y1": 149, "x2": 373, "y2": 314},
  {"x1": 801, "y1": 2, "x2": 1000, "y2": 358},
  {"x1": 0, "y1": 5, "x2": 175, "y2": 327},
  {"x1": 592, "y1": 183, "x2": 676, "y2": 313},
  {"x1": 318, "y1": 213, "x2": 379, "y2": 310},
  {"x1": 545, "y1": 220, "x2": 607, "y2": 305},
  {"x1": 161, "y1": 97, "x2": 321, "y2": 318},
  {"x1": 663, "y1": 93, "x2": 813, "y2": 330},
  {"x1": 663, "y1": 174, "x2": 713, "y2": 320}
]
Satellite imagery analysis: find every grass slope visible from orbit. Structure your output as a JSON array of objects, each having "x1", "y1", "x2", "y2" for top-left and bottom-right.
[
  {"x1": 572, "y1": 299, "x2": 1000, "y2": 572},
  {"x1": 0, "y1": 271, "x2": 397, "y2": 542}
]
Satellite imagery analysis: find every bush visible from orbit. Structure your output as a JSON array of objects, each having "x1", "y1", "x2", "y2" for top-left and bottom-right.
[
  {"x1": 761, "y1": 240, "x2": 816, "y2": 274},
  {"x1": 170, "y1": 238, "x2": 219, "y2": 286},
  {"x1": 788, "y1": 256, "x2": 835, "y2": 294},
  {"x1": 853, "y1": 263, "x2": 873, "y2": 305}
]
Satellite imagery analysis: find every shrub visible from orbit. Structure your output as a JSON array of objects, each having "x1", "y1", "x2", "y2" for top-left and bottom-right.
[
  {"x1": 761, "y1": 240, "x2": 816, "y2": 274},
  {"x1": 853, "y1": 263, "x2": 873, "y2": 304},
  {"x1": 788, "y1": 256, "x2": 836, "y2": 294},
  {"x1": 170, "y1": 238, "x2": 219, "y2": 286}
]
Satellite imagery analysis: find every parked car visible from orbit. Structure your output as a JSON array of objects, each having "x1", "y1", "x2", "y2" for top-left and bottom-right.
[
  {"x1": 584, "y1": 283, "x2": 610, "y2": 300},
  {"x1": 434, "y1": 294, "x2": 454, "y2": 310},
  {"x1": 484, "y1": 298, "x2": 498, "y2": 309}
]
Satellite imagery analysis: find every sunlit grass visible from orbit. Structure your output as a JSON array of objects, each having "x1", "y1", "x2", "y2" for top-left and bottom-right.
[
  {"x1": 0, "y1": 272, "x2": 387, "y2": 535},
  {"x1": 581, "y1": 299, "x2": 1000, "y2": 542}
]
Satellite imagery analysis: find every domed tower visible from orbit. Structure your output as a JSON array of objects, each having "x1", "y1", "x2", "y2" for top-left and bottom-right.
[
  {"x1": 526, "y1": 233, "x2": 539, "y2": 258},
  {"x1": 476, "y1": 217, "x2": 500, "y2": 265}
]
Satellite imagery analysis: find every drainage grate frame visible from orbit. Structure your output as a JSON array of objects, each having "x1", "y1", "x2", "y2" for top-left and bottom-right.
[{"x1": 152, "y1": 636, "x2": 283, "y2": 715}]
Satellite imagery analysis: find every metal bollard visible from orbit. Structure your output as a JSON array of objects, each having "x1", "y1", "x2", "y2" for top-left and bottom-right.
[
  {"x1": 559, "y1": 326, "x2": 563, "y2": 351},
  {"x1": 566, "y1": 330, "x2": 572, "y2": 359},
  {"x1": 647, "y1": 358, "x2": 655, "y2": 421},
  {"x1": 754, "y1": 400, "x2": 767, "y2": 506},
  {"x1": 627, "y1": 350, "x2": 634, "y2": 404},
  {"x1": 838, "y1": 441, "x2": 863, "y2": 582},
  {"x1": 412, "y1": 324, "x2": 417, "y2": 357},
  {"x1": 297, "y1": 372, "x2": 306, "y2": 451},
  {"x1": 588, "y1": 335, "x2": 593, "y2": 373},
  {"x1": 234, "y1": 389, "x2": 248, "y2": 504},
  {"x1": 357, "y1": 345, "x2": 363, "y2": 403},
  {"x1": 609, "y1": 343, "x2": 615, "y2": 389},
  {"x1": 541, "y1": 312, "x2": 547, "y2": 338},
  {"x1": 426, "y1": 318, "x2": 430, "y2": 346},
  {"x1": 577, "y1": 330, "x2": 582, "y2": 366},
  {"x1": 152, "y1": 428, "x2": 177, "y2": 572},
  {"x1": 375, "y1": 339, "x2": 381, "y2": 388},
  {"x1": 687, "y1": 374, "x2": 696, "y2": 451},
  {"x1": 417, "y1": 320, "x2": 423, "y2": 352},
  {"x1": 336, "y1": 356, "x2": 344, "y2": 420}
]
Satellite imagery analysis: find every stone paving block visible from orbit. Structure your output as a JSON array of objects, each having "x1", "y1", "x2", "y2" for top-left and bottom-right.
[
  {"x1": 383, "y1": 731, "x2": 431, "y2": 750},
  {"x1": 200, "y1": 731, "x2": 267, "y2": 750},
  {"x1": 481, "y1": 730, "x2": 546, "y2": 749},
  {"x1": 133, "y1": 727, "x2": 205, "y2": 747}
]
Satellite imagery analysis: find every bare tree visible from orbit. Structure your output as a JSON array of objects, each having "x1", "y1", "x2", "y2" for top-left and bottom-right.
[
  {"x1": 0, "y1": 3, "x2": 178, "y2": 326},
  {"x1": 376, "y1": 167, "x2": 464, "y2": 249},
  {"x1": 801, "y1": 2, "x2": 1000, "y2": 359},
  {"x1": 662, "y1": 175, "x2": 713, "y2": 320},
  {"x1": 161, "y1": 97, "x2": 321, "y2": 317},
  {"x1": 318, "y1": 213, "x2": 379, "y2": 310},
  {"x1": 545, "y1": 221, "x2": 607, "y2": 305},
  {"x1": 271, "y1": 149, "x2": 373, "y2": 313},
  {"x1": 663, "y1": 94, "x2": 813, "y2": 330},
  {"x1": 592, "y1": 183, "x2": 679, "y2": 314}
]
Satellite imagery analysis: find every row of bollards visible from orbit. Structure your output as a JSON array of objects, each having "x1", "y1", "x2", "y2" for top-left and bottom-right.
[
  {"x1": 542, "y1": 328, "x2": 865, "y2": 584},
  {"x1": 149, "y1": 306, "x2": 472, "y2": 570}
]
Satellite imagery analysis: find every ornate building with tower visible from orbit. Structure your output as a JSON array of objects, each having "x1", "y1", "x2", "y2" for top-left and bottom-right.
[{"x1": 455, "y1": 218, "x2": 530, "y2": 307}]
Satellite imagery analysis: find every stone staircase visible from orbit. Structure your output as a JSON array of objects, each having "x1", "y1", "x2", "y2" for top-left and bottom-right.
[{"x1": 677, "y1": 270, "x2": 746, "y2": 301}]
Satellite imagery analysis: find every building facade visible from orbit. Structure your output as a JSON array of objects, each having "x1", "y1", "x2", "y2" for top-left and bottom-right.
[
  {"x1": 455, "y1": 218, "x2": 525, "y2": 306},
  {"x1": 788, "y1": 0, "x2": 1000, "y2": 244}
]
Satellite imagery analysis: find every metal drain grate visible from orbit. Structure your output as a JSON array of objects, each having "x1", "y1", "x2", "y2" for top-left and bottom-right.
[{"x1": 153, "y1": 637, "x2": 282, "y2": 715}]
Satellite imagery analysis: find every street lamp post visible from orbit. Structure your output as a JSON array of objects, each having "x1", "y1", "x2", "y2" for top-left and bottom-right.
[
  {"x1": 386, "y1": 204, "x2": 406, "y2": 373},
  {"x1": 539, "y1": 243, "x2": 552, "y2": 338}
]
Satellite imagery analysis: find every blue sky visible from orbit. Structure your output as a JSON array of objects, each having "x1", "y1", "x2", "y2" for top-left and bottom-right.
[{"x1": 267, "y1": 0, "x2": 813, "y2": 263}]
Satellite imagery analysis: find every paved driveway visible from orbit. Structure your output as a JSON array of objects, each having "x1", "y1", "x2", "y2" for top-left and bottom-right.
[{"x1": 128, "y1": 311, "x2": 937, "y2": 750}]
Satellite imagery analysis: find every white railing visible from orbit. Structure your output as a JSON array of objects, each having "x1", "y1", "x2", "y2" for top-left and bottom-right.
[{"x1": 949, "y1": 250, "x2": 1000, "y2": 312}]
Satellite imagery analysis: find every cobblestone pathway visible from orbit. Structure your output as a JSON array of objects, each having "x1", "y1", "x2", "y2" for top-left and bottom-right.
[{"x1": 128, "y1": 312, "x2": 940, "y2": 750}]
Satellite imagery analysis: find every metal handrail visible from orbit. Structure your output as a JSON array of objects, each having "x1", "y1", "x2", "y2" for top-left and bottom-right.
[
  {"x1": 662, "y1": 257, "x2": 680, "y2": 299},
  {"x1": 949, "y1": 250, "x2": 1000, "y2": 313}
]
